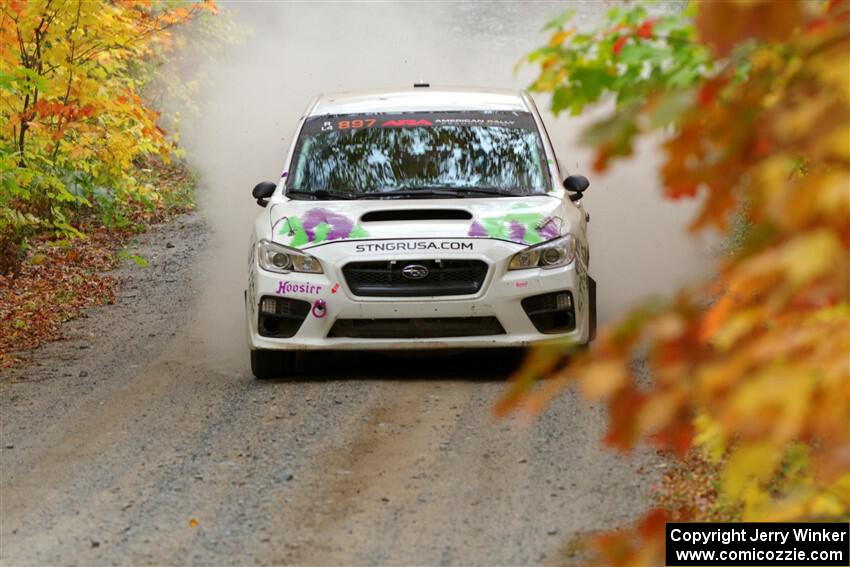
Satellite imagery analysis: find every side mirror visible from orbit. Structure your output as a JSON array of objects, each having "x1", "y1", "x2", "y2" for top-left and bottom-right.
[
  {"x1": 563, "y1": 175, "x2": 590, "y2": 202},
  {"x1": 252, "y1": 181, "x2": 276, "y2": 207}
]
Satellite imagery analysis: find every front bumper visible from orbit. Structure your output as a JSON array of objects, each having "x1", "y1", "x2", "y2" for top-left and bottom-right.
[{"x1": 246, "y1": 238, "x2": 590, "y2": 350}]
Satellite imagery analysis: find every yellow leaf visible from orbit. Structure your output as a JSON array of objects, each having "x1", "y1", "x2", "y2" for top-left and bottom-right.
[
  {"x1": 726, "y1": 367, "x2": 813, "y2": 443},
  {"x1": 579, "y1": 361, "x2": 627, "y2": 400},
  {"x1": 779, "y1": 230, "x2": 841, "y2": 288},
  {"x1": 693, "y1": 413, "x2": 727, "y2": 463},
  {"x1": 548, "y1": 29, "x2": 573, "y2": 47},
  {"x1": 711, "y1": 307, "x2": 763, "y2": 351},
  {"x1": 723, "y1": 442, "x2": 781, "y2": 501}
]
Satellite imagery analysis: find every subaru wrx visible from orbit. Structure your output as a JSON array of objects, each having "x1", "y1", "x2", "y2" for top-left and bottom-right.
[{"x1": 245, "y1": 86, "x2": 596, "y2": 378}]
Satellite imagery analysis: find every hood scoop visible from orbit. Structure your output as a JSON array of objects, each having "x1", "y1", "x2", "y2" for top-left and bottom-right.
[{"x1": 360, "y1": 209, "x2": 473, "y2": 222}]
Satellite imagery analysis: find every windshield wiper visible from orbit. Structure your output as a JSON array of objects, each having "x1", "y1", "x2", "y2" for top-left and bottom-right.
[
  {"x1": 286, "y1": 189, "x2": 358, "y2": 200},
  {"x1": 407, "y1": 187, "x2": 522, "y2": 198},
  {"x1": 452, "y1": 187, "x2": 520, "y2": 197}
]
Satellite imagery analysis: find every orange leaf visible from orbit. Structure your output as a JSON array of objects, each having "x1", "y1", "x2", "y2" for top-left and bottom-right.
[
  {"x1": 579, "y1": 361, "x2": 627, "y2": 400},
  {"x1": 696, "y1": 0, "x2": 804, "y2": 57},
  {"x1": 638, "y1": 508, "x2": 669, "y2": 539},
  {"x1": 603, "y1": 386, "x2": 645, "y2": 452},
  {"x1": 548, "y1": 30, "x2": 572, "y2": 47},
  {"x1": 612, "y1": 35, "x2": 629, "y2": 55},
  {"x1": 698, "y1": 76, "x2": 729, "y2": 108},
  {"x1": 592, "y1": 144, "x2": 613, "y2": 172},
  {"x1": 701, "y1": 295, "x2": 734, "y2": 342},
  {"x1": 636, "y1": 20, "x2": 654, "y2": 39}
]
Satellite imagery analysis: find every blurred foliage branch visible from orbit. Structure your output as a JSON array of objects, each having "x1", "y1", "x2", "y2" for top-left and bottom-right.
[{"x1": 502, "y1": 1, "x2": 849, "y2": 563}]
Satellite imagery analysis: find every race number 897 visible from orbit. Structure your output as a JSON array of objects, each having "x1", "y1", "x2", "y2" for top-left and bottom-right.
[{"x1": 338, "y1": 119, "x2": 376, "y2": 129}]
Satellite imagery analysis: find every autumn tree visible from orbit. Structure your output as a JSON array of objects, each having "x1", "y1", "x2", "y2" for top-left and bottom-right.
[
  {"x1": 0, "y1": 0, "x2": 215, "y2": 273},
  {"x1": 499, "y1": 1, "x2": 849, "y2": 563}
]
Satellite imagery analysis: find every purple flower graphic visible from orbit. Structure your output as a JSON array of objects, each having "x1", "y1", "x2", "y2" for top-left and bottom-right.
[
  {"x1": 468, "y1": 221, "x2": 488, "y2": 237},
  {"x1": 538, "y1": 217, "x2": 560, "y2": 240},
  {"x1": 509, "y1": 221, "x2": 526, "y2": 242},
  {"x1": 302, "y1": 208, "x2": 355, "y2": 241}
]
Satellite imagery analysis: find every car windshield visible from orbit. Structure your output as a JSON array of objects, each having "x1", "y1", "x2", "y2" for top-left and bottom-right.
[{"x1": 286, "y1": 111, "x2": 551, "y2": 198}]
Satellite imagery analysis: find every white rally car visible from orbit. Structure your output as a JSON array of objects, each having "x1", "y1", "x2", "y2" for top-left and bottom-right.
[{"x1": 245, "y1": 86, "x2": 596, "y2": 378}]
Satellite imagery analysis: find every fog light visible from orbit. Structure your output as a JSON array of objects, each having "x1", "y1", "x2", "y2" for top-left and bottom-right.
[
  {"x1": 257, "y1": 297, "x2": 311, "y2": 338},
  {"x1": 521, "y1": 291, "x2": 576, "y2": 334},
  {"x1": 555, "y1": 293, "x2": 571, "y2": 310},
  {"x1": 260, "y1": 297, "x2": 278, "y2": 314}
]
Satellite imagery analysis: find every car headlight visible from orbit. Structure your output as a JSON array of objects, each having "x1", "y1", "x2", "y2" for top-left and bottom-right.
[
  {"x1": 508, "y1": 234, "x2": 576, "y2": 270},
  {"x1": 257, "y1": 239, "x2": 323, "y2": 274}
]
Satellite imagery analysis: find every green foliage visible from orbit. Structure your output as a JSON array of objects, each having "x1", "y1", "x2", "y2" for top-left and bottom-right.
[
  {"x1": 118, "y1": 249, "x2": 148, "y2": 268},
  {"x1": 523, "y1": 4, "x2": 711, "y2": 166},
  {"x1": 528, "y1": 5, "x2": 709, "y2": 114}
]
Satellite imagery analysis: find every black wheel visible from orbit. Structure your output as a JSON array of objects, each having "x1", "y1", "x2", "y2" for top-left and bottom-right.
[
  {"x1": 588, "y1": 276, "x2": 597, "y2": 342},
  {"x1": 250, "y1": 350, "x2": 297, "y2": 379}
]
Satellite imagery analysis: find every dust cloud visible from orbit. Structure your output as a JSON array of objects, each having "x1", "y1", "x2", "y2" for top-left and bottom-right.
[{"x1": 172, "y1": 2, "x2": 714, "y2": 370}]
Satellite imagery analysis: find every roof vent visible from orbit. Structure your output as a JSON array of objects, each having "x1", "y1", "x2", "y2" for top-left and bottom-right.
[{"x1": 413, "y1": 82, "x2": 430, "y2": 88}]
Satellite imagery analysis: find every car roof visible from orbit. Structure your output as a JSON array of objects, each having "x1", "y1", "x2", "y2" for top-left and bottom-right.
[{"x1": 307, "y1": 86, "x2": 530, "y2": 116}]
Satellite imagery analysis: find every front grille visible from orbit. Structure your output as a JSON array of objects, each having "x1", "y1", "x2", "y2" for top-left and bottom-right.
[
  {"x1": 342, "y1": 259, "x2": 488, "y2": 297},
  {"x1": 328, "y1": 317, "x2": 505, "y2": 339}
]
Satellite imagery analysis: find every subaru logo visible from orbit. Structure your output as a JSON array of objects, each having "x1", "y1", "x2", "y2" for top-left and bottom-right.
[{"x1": 401, "y1": 264, "x2": 429, "y2": 280}]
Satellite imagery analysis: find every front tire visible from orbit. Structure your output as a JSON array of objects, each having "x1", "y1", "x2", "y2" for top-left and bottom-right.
[
  {"x1": 251, "y1": 350, "x2": 297, "y2": 379},
  {"x1": 588, "y1": 276, "x2": 597, "y2": 342}
]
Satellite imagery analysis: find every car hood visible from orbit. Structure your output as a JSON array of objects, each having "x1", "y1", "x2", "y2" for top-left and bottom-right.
[{"x1": 268, "y1": 196, "x2": 573, "y2": 249}]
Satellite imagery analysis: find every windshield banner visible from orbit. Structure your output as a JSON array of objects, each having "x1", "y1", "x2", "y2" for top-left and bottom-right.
[{"x1": 301, "y1": 111, "x2": 538, "y2": 135}]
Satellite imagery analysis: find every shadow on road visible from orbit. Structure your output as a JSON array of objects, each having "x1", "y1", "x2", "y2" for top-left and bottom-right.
[{"x1": 263, "y1": 348, "x2": 528, "y2": 383}]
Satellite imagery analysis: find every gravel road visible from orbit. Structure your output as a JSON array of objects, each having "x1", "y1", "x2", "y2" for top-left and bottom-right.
[
  {"x1": 0, "y1": 4, "x2": 698, "y2": 564},
  {"x1": 0, "y1": 214, "x2": 658, "y2": 565}
]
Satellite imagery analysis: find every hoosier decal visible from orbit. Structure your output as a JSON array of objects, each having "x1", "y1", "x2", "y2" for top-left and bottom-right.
[{"x1": 277, "y1": 281, "x2": 323, "y2": 295}]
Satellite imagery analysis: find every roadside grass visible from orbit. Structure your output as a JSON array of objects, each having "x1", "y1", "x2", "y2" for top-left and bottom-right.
[{"x1": 0, "y1": 159, "x2": 196, "y2": 369}]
